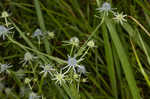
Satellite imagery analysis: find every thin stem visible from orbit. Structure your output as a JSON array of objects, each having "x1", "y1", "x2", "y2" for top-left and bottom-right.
[
  {"x1": 80, "y1": 47, "x2": 90, "y2": 59},
  {"x1": 70, "y1": 45, "x2": 74, "y2": 56},
  {"x1": 77, "y1": 15, "x2": 105, "y2": 56},
  {"x1": 7, "y1": 36, "x2": 67, "y2": 64},
  {"x1": 130, "y1": 39, "x2": 150, "y2": 86}
]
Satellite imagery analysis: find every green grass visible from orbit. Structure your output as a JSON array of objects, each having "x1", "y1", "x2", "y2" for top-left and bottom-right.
[{"x1": 0, "y1": 0, "x2": 150, "y2": 99}]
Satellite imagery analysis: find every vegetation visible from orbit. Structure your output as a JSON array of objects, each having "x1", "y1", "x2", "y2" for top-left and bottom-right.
[{"x1": 0, "y1": 0, "x2": 150, "y2": 99}]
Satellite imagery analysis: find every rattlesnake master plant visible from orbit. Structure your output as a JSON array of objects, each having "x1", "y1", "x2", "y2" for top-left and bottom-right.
[
  {"x1": 63, "y1": 55, "x2": 84, "y2": 74},
  {"x1": 96, "y1": 2, "x2": 116, "y2": 16},
  {"x1": 0, "y1": 0, "x2": 146, "y2": 98}
]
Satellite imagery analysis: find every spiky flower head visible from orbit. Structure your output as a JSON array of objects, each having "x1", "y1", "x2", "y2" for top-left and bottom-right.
[
  {"x1": 113, "y1": 12, "x2": 127, "y2": 24},
  {"x1": 21, "y1": 52, "x2": 37, "y2": 66},
  {"x1": 40, "y1": 64, "x2": 55, "y2": 77},
  {"x1": 0, "y1": 63, "x2": 12, "y2": 73},
  {"x1": 96, "y1": 2, "x2": 116, "y2": 16},
  {"x1": 52, "y1": 70, "x2": 66, "y2": 85},
  {"x1": 32, "y1": 28, "x2": 43, "y2": 38},
  {"x1": 0, "y1": 25, "x2": 13, "y2": 40},
  {"x1": 63, "y1": 55, "x2": 84, "y2": 74}
]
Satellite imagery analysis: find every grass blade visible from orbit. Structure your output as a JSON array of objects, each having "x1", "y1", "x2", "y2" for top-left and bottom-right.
[{"x1": 105, "y1": 18, "x2": 141, "y2": 99}]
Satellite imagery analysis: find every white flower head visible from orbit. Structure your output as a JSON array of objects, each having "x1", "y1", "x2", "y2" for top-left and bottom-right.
[
  {"x1": 1, "y1": 11, "x2": 10, "y2": 18},
  {"x1": 29, "y1": 92, "x2": 40, "y2": 99},
  {"x1": 40, "y1": 64, "x2": 55, "y2": 77},
  {"x1": 77, "y1": 65, "x2": 86, "y2": 74},
  {"x1": 0, "y1": 63, "x2": 12, "y2": 73},
  {"x1": 21, "y1": 52, "x2": 37, "y2": 66},
  {"x1": 113, "y1": 12, "x2": 127, "y2": 24},
  {"x1": 63, "y1": 37, "x2": 79, "y2": 47},
  {"x1": 32, "y1": 28, "x2": 43, "y2": 38},
  {"x1": 87, "y1": 40, "x2": 95, "y2": 48},
  {"x1": 63, "y1": 55, "x2": 84, "y2": 74},
  {"x1": 0, "y1": 25, "x2": 13, "y2": 40},
  {"x1": 96, "y1": 2, "x2": 116, "y2": 16},
  {"x1": 52, "y1": 70, "x2": 66, "y2": 85}
]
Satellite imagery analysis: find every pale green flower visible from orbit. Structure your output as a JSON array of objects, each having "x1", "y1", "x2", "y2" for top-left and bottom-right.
[
  {"x1": 87, "y1": 40, "x2": 95, "y2": 48},
  {"x1": 52, "y1": 70, "x2": 66, "y2": 85},
  {"x1": 113, "y1": 12, "x2": 127, "y2": 24},
  {"x1": 1, "y1": 11, "x2": 10, "y2": 18},
  {"x1": 21, "y1": 52, "x2": 37, "y2": 66}
]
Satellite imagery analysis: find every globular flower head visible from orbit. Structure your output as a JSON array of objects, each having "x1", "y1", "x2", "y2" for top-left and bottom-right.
[
  {"x1": 70, "y1": 37, "x2": 79, "y2": 46},
  {"x1": 87, "y1": 40, "x2": 95, "y2": 48},
  {"x1": 21, "y1": 52, "x2": 37, "y2": 66},
  {"x1": 96, "y1": 2, "x2": 116, "y2": 16},
  {"x1": 63, "y1": 37, "x2": 79, "y2": 47},
  {"x1": 52, "y1": 70, "x2": 66, "y2": 85},
  {"x1": 77, "y1": 65, "x2": 86, "y2": 74},
  {"x1": 40, "y1": 64, "x2": 55, "y2": 77},
  {"x1": 0, "y1": 25, "x2": 13, "y2": 40},
  {"x1": 113, "y1": 12, "x2": 127, "y2": 25},
  {"x1": 67, "y1": 55, "x2": 77, "y2": 67},
  {"x1": 63, "y1": 55, "x2": 84, "y2": 74},
  {"x1": 1, "y1": 11, "x2": 10, "y2": 18},
  {"x1": 29, "y1": 92, "x2": 40, "y2": 99},
  {"x1": 32, "y1": 28, "x2": 43, "y2": 38},
  {"x1": 0, "y1": 63, "x2": 12, "y2": 73}
]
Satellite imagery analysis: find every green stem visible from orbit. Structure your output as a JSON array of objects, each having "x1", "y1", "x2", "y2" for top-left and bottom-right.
[
  {"x1": 77, "y1": 15, "x2": 105, "y2": 56},
  {"x1": 70, "y1": 45, "x2": 74, "y2": 56},
  {"x1": 8, "y1": 36, "x2": 67, "y2": 64}
]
